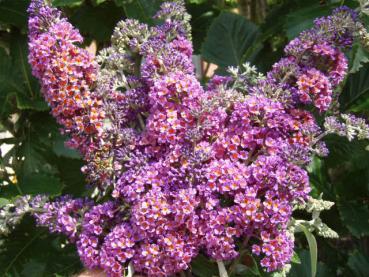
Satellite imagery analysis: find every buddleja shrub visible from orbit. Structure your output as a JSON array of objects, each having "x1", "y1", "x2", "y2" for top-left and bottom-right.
[{"x1": 1, "y1": 0, "x2": 369, "y2": 276}]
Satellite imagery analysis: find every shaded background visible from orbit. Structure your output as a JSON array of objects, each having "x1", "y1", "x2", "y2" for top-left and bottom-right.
[{"x1": 0, "y1": 0, "x2": 368, "y2": 276}]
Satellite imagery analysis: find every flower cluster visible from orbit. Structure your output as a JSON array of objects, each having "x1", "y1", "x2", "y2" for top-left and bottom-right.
[
  {"x1": 34, "y1": 196, "x2": 92, "y2": 241},
  {"x1": 271, "y1": 6, "x2": 357, "y2": 112},
  {"x1": 76, "y1": 202, "x2": 122, "y2": 268},
  {"x1": 0, "y1": 195, "x2": 48, "y2": 235},
  {"x1": 297, "y1": 68, "x2": 332, "y2": 111},
  {"x1": 28, "y1": 0, "x2": 103, "y2": 152},
  {"x1": 324, "y1": 113, "x2": 369, "y2": 141},
  {"x1": 28, "y1": 0, "x2": 114, "y2": 189},
  {"x1": 27, "y1": 1, "x2": 368, "y2": 276}
]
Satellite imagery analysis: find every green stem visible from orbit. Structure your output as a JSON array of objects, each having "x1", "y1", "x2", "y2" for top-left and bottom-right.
[
  {"x1": 217, "y1": 261, "x2": 229, "y2": 277},
  {"x1": 137, "y1": 113, "x2": 146, "y2": 131},
  {"x1": 126, "y1": 262, "x2": 134, "y2": 277},
  {"x1": 15, "y1": 182, "x2": 23, "y2": 195},
  {"x1": 133, "y1": 54, "x2": 142, "y2": 77},
  {"x1": 311, "y1": 130, "x2": 330, "y2": 146}
]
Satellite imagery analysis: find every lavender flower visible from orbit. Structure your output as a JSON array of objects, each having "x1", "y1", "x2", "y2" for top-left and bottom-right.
[
  {"x1": 26, "y1": 1, "x2": 369, "y2": 276},
  {"x1": 324, "y1": 114, "x2": 369, "y2": 141}
]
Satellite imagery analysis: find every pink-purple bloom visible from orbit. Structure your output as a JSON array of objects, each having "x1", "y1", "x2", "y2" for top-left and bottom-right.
[{"x1": 27, "y1": 1, "x2": 366, "y2": 276}]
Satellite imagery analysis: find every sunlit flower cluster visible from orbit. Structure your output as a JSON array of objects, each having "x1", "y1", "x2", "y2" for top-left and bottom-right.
[
  {"x1": 28, "y1": 0, "x2": 103, "y2": 153},
  {"x1": 27, "y1": 1, "x2": 368, "y2": 276}
]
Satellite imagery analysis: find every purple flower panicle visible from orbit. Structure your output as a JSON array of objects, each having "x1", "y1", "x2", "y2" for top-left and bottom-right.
[{"x1": 28, "y1": 1, "x2": 367, "y2": 276}]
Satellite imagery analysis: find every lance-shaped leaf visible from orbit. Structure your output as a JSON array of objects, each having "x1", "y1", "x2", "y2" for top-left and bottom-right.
[
  {"x1": 296, "y1": 224, "x2": 318, "y2": 277},
  {"x1": 201, "y1": 12, "x2": 260, "y2": 69},
  {"x1": 341, "y1": 64, "x2": 369, "y2": 113}
]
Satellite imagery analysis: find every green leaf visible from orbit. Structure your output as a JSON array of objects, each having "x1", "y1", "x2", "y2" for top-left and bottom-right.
[
  {"x1": 21, "y1": 260, "x2": 46, "y2": 277},
  {"x1": 348, "y1": 95, "x2": 369, "y2": 113},
  {"x1": 19, "y1": 138, "x2": 49, "y2": 177},
  {"x1": 0, "y1": 198, "x2": 10, "y2": 207},
  {"x1": 233, "y1": 264, "x2": 257, "y2": 277},
  {"x1": 15, "y1": 93, "x2": 49, "y2": 111},
  {"x1": 349, "y1": 44, "x2": 369, "y2": 74},
  {"x1": 308, "y1": 157, "x2": 333, "y2": 199},
  {"x1": 322, "y1": 136, "x2": 369, "y2": 202},
  {"x1": 0, "y1": 216, "x2": 82, "y2": 276},
  {"x1": 324, "y1": 136, "x2": 369, "y2": 170},
  {"x1": 91, "y1": 0, "x2": 107, "y2": 5},
  {"x1": 338, "y1": 201, "x2": 369, "y2": 238},
  {"x1": 52, "y1": 134, "x2": 81, "y2": 159},
  {"x1": 296, "y1": 224, "x2": 318, "y2": 277},
  {"x1": 113, "y1": 0, "x2": 129, "y2": 7},
  {"x1": 292, "y1": 251, "x2": 302, "y2": 264},
  {"x1": 0, "y1": 34, "x2": 48, "y2": 113},
  {"x1": 191, "y1": 254, "x2": 218, "y2": 277},
  {"x1": 0, "y1": 0, "x2": 28, "y2": 29},
  {"x1": 188, "y1": 2, "x2": 219, "y2": 54},
  {"x1": 71, "y1": 2, "x2": 125, "y2": 42},
  {"x1": 341, "y1": 65, "x2": 369, "y2": 112},
  {"x1": 13, "y1": 112, "x2": 73, "y2": 197},
  {"x1": 52, "y1": 0, "x2": 84, "y2": 7},
  {"x1": 19, "y1": 174, "x2": 64, "y2": 196},
  {"x1": 289, "y1": 250, "x2": 335, "y2": 277},
  {"x1": 0, "y1": 48, "x2": 18, "y2": 116},
  {"x1": 55, "y1": 157, "x2": 85, "y2": 196},
  {"x1": 333, "y1": 167, "x2": 369, "y2": 202},
  {"x1": 10, "y1": 33, "x2": 48, "y2": 111},
  {"x1": 201, "y1": 11, "x2": 260, "y2": 68},
  {"x1": 0, "y1": 184, "x2": 21, "y2": 199},
  {"x1": 122, "y1": 0, "x2": 162, "y2": 24},
  {"x1": 188, "y1": 0, "x2": 208, "y2": 4},
  {"x1": 250, "y1": 1, "x2": 291, "y2": 73},
  {"x1": 233, "y1": 255, "x2": 261, "y2": 277},
  {"x1": 347, "y1": 250, "x2": 369, "y2": 277},
  {"x1": 285, "y1": 4, "x2": 334, "y2": 40}
]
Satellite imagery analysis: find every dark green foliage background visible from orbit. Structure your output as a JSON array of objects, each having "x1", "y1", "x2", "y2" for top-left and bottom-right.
[{"x1": 0, "y1": 0, "x2": 368, "y2": 276}]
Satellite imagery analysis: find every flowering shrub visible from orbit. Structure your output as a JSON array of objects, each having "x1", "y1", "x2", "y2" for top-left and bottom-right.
[{"x1": 1, "y1": 0, "x2": 368, "y2": 276}]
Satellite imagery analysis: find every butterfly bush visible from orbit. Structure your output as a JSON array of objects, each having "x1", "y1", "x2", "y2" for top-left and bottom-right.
[{"x1": 19, "y1": 0, "x2": 369, "y2": 276}]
